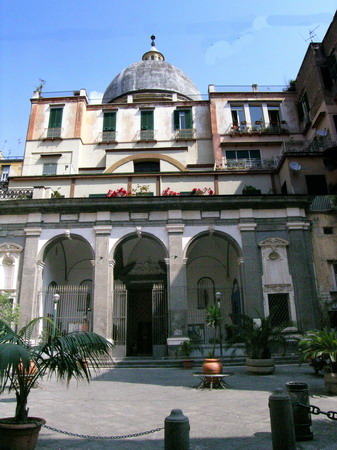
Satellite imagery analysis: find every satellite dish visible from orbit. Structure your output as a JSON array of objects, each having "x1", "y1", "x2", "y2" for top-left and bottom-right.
[
  {"x1": 289, "y1": 161, "x2": 302, "y2": 171},
  {"x1": 316, "y1": 129, "x2": 328, "y2": 137}
]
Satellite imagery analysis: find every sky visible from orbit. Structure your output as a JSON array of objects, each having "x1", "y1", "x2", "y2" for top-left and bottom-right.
[{"x1": 0, "y1": 0, "x2": 336, "y2": 157}]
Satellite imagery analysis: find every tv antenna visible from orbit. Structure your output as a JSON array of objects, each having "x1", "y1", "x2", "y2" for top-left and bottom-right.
[{"x1": 306, "y1": 25, "x2": 319, "y2": 43}]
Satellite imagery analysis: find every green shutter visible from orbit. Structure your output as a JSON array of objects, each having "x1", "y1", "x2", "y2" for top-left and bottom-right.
[
  {"x1": 141, "y1": 111, "x2": 154, "y2": 130},
  {"x1": 185, "y1": 109, "x2": 192, "y2": 129},
  {"x1": 48, "y1": 108, "x2": 63, "y2": 128},
  {"x1": 103, "y1": 112, "x2": 116, "y2": 131},
  {"x1": 173, "y1": 110, "x2": 180, "y2": 130}
]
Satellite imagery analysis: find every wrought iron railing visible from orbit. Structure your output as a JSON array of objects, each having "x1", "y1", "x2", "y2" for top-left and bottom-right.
[
  {"x1": 280, "y1": 133, "x2": 337, "y2": 156},
  {"x1": 0, "y1": 188, "x2": 33, "y2": 200},
  {"x1": 223, "y1": 157, "x2": 279, "y2": 170},
  {"x1": 139, "y1": 129, "x2": 156, "y2": 141},
  {"x1": 226, "y1": 122, "x2": 292, "y2": 135},
  {"x1": 100, "y1": 131, "x2": 117, "y2": 142},
  {"x1": 46, "y1": 127, "x2": 62, "y2": 139},
  {"x1": 175, "y1": 128, "x2": 195, "y2": 139}
]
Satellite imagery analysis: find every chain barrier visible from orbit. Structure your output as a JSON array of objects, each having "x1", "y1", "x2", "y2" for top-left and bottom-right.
[
  {"x1": 295, "y1": 403, "x2": 337, "y2": 421},
  {"x1": 40, "y1": 422, "x2": 164, "y2": 440}
]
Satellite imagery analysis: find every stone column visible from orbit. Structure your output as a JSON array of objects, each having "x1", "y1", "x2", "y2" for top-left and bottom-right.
[
  {"x1": 19, "y1": 227, "x2": 42, "y2": 327},
  {"x1": 166, "y1": 223, "x2": 188, "y2": 355},
  {"x1": 239, "y1": 222, "x2": 264, "y2": 316},
  {"x1": 92, "y1": 225, "x2": 112, "y2": 339},
  {"x1": 287, "y1": 221, "x2": 321, "y2": 330}
]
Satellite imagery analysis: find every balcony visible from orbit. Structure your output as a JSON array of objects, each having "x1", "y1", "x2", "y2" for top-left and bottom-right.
[
  {"x1": 221, "y1": 157, "x2": 279, "y2": 170},
  {"x1": 280, "y1": 133, "x2": 337, "y2": 157},
  {"x1": 0, "y1": 188, "x2": 33, "y2": 200},
  {"x1": 46, "y1": 127, "x2": 62, "y2": 139},
  {"x1": 100, "y1": 131, "x2": 117, "y2": 143},
  {"x1": 226, "y1": 122, "x2": 290, "y2": 136},
  {"x1": 138, "y1": 129, "x2": 156, "y2": 141},
  {"x1": 175, "y1": 128, "x2": 196, "y2": 140}
]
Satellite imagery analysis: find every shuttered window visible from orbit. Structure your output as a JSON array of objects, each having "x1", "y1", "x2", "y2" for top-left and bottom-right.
[
  {"x1": 103, "y1": 112, "x2": 116, "y2": 131},
  {"x1": 141, "y1": 111, "x2": 154, "y2": 130},
  {"x1": 48, "y1": 108, "x2": 63, "y2": 129},
  {"x1": 174, "y1": 109, "x2": 192, "y2": 130}
]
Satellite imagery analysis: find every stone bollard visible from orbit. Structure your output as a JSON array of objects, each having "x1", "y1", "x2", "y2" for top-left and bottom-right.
[
  {"x1": 269, "y1": 388, "x2": 296, "y2": 450},
  {"x1": 285, "y1": 382, "x2": 313, "y2": 441},
  {"x1": 164, "y1": 409, "x2": 190, "y2": 450}
]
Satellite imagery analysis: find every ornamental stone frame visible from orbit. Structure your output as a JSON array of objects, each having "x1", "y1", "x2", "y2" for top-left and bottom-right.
[{"x1": 258, "y1": 237, "x2": 297, "y2": 323}]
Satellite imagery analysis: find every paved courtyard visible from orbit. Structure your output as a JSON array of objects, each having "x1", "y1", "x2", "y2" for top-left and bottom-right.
[{"x1": 1, "y1": 364, "x2": 336, "y2": 449}]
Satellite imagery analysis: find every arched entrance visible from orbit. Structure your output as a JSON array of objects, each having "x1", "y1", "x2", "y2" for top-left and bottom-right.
[
  {"x1": 40, "y1": 234, "x2": 94, "y2": 334},
  {"x1": 185, "y1": 231, "x2": 242, "y2": 346},
  {"x1": 113, "y1": 233, "x2": 168, "y2": 357}
]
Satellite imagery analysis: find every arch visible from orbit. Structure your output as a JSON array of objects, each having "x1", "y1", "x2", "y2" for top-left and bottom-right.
[
  {"x1": 105, "y1": 153, "x2": 186, "y2": 173},
  {"x1": 110, "y1": 230, "x2": 169, "y2": 260},
  {"x1": 38, "y1": 233, "x2": 94, "y2": 261},
  {"x1": 183, "y1": 229, "x2": 242, "y2": 260}
]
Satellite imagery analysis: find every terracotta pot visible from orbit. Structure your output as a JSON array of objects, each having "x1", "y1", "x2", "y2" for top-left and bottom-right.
[
  {"x1": 0, "y1": 417, "x2": 46, "y2": 450},
  {"x1": 246, "y1": 358, "x2": 275, "y2": 374},
  {"x1": 324, "y1": 372, "x2": 337, "y2": 395},
  {"x1": 182, "y1": 359, "x2": 193, "y2": 370},
  {"x1": 202, "y1": 358, "x2": 223, "y2": 375}
]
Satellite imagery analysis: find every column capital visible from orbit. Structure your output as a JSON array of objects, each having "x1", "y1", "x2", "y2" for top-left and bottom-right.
[
  {"x1": 286, "y1": 221, "x2": 310, "y2": 230},
  {"x1": 24, "y1": 227, "x2": 42, "y2": 236},
  {"x1": 36, "y1": 260, "x2": 45, "y2": 269},
  {"x1": 239, "y1": 223, "x2": 257, "y2": 232},
  {"x1": 166, "y1": 224, "x2": 185, "y2": 234},
  {"x1": 93, "y1": 225, "x2": 112, "y2": 235},
  {"x1": 109, "y1": 259, "x2": 116, "y2": 268}
]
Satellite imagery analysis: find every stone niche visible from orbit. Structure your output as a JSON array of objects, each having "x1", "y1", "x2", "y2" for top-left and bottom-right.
[{"x1": 258, "y1": 238, "x2": 292, "y2": 290}]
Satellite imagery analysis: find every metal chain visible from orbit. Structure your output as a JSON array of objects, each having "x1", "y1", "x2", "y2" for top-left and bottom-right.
[
  {"x1": 40, "y1": 423, "x2": 164, "y2": 440},
  {"x1": 295, "y1": 403, "x2": 337, "y2": 421}
]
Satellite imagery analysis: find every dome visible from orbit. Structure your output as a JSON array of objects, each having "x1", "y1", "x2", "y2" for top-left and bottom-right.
[{"x1": 102, "y1": 36, "x2": 201, "y2": 103}]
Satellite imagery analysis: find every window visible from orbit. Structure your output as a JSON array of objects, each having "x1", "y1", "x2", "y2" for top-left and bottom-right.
[
  {"x1": 134, "y1": 161, "x2": 160, "y2": 173},
  {"x1": 197, "y1": 277, "x2": 215, "y2": 309},
  {"x1": 249, "y1": 105, "x2": 263, "y2": 128},
  {"x1": 140, "y1": 110, "x2": 154, "y2": 140},
  {"x1": 267, "y1": 105, "x2": 281, "y2": 128},
  {"x1": 225, "y1": 149, "x2": 261, "y2": 168},
  {"x1": 268, "y1": 293, "x2": 290, "y2": 326},
  {"x1": 43, "y1": 163, "x2": 57, "y2": 176},
  {"x1": 323, "y1": 227, "x2": 333, "y2": 235},
  {"x1": 174, "y1": 109, "x2": 194, "y2": 138},
  {"x1": 297, "y1": 92, "x2": 310, "y2": 123},
  {"x1": 47, "y1": 107, "x2": 63, "y2": 138},
  {"x1": 230, "y1": 105, "x2": 246, "y2": 129},
  {"x1": 1, "y1": 165, "x2": 10, "y2": 182},
  {"x1": 305, "y1": 175, "x2": 328, "y2": 194},
  {"x1": 2, "y1": 256, "x2": 14, "y2": 290},
  {"x1": 102, "y1": 111, "x2": 116, "y2": 141}
]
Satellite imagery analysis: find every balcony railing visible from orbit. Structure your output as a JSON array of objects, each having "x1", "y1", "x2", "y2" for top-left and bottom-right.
[
  {"x1": 0, "y1": 188, "x2": 33, "y2": 200},
  {"x1": 223, "y1": 157, "x2": 279, "y2": 170},
  {"x1": 175, "y1": 128, "x2": 195, "y2": 140},
  {"x1": 138, "y1": 129, "x2": 156, "y2": 141},
  {"x1": 46, "y1": 127, "x2": 62, "y2": 139},
  {"x1": 100, "y1": 131, "x2": 117, "y2": 142},
  {"x1": 226, "y1": 122, "x2": 291, "y2": 136},
  {"x1": 280, "y1": 133, "x2": 337, "y2": 156}
]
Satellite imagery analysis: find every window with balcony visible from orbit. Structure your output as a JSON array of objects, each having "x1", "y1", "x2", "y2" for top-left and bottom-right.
[
  {"x1": 297, "y1": 92, "x2": 310, "y2": 124},
  {"x1": 249, "y1": 105, "x2": 263, "y2": 129},
  {"x1": 1, "y1": 165, "x2": 10, "y2": 182},
  {"x1": 102, "y1": 111, "x2": 116, "y2": 142},
  {"x1": 43, "y1": 163, "x2": 57, "y2": 176},
  {"x1": 225, "y1": 149, "x2": 262, "y2": 168},
  {"x1": 47, "y1": 107, "x2": 63, "y2": 138},
  {"x1": 230, "y1": 105, "x2": 246, "y2": 131},
  {"x1": 267, "y1": 105, "x2": 281, "y2": 129},
  {"x1": 174, "y1": 109, "x2": 194, "y2": 139},
  {"x1": 140, "y1": 110, "x2": 154, "y2": 140}
]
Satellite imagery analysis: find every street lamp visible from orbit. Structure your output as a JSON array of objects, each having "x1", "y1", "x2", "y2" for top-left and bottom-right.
[
  {"x1": 52, "y1": 293, "x2": 60, "y2": 338},
  {"x1": 215, "y1": 291, "x2": 223, "y2": 356}
]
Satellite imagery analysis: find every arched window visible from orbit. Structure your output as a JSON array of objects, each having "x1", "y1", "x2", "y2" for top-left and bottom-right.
[{"x1": 197, "y1": 277, "x2": 215, "y2": 309}]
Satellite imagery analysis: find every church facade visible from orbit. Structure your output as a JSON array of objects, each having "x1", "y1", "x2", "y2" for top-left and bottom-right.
[{"x1": 1, "y1": 25, "x2": 337, "y2": 357}]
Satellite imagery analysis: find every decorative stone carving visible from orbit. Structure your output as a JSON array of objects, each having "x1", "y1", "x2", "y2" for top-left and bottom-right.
[{"x1": 259, "y1": 237, "x2": 293, "y2": 289}]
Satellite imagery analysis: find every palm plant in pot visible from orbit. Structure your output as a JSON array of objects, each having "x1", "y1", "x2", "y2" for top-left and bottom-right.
[
  {"x1": 203, "y1": 304, "x2": 223, "y2": 374},
  {"x1": 226, "y1": 312, "x2": 288, "y2": 374},
  {"x1": 177, "y1": 339, "x2": 203, "y2": 369},
  {"x1": 0, "y1": 317, "x2": 113, "y2": 449},
  {"x1": 298, "y1": 328, "x2": 337, "y2": 395}
]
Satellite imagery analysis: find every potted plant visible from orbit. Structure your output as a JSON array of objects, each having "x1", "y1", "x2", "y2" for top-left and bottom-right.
[
  {"x1": 177, "y1": 339, "x2": 203, "y2": 369},
  {"x1": 226, "y1": 313, "x2": 288, "y2": 374},
  {"x1": 242, "y1": 185, "x2": 261, "y2": 195},
  {"x1": 0, "y1": 317, "x2": 113, "y2": 449},
  {"x1": 202, "y1": 304, "x2": 223, "y2": 375},
  {"x1": 298, "y1": 328, "x2": 337, "y2": 395}
]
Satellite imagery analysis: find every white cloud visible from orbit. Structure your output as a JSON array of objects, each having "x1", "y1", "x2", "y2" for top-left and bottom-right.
[{"x1": 204, "y1": 33, "x2": 254, "y2": 66}]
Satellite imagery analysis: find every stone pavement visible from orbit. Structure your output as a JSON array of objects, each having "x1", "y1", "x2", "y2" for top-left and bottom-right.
[{"x1": 1, "y1": 364, "x2": 336, "y2": 449}]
